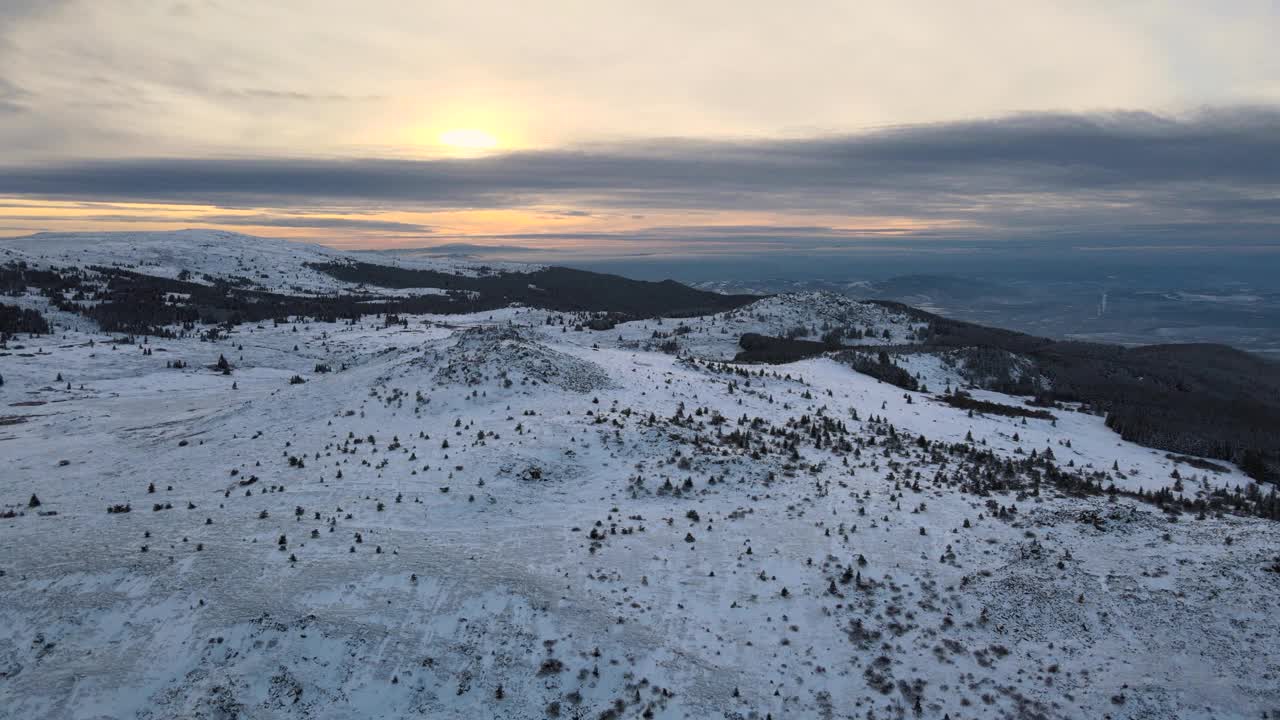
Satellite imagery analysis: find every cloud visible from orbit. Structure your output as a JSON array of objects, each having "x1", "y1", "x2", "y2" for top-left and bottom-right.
[
  {"x1": 3, "y1": 108, "x2": 1279, "y2": 226},
  {"x1": 0, "y1": 0, "x2": 61, "y2": 33},
  {"x1": 195, "y1": 214, "x2": 431, "y2": 232},
  {"x1": 373, "y1": 243, "x2": 550, "y2": 255},
  {"x1": 0, "y1": 67, "x2": 32, "y2": 114},
  {"x1": 0, "y1": 212, "x2": 432, "y2": 233},
  {"x1": 4, "y1": 2, "x2": 1280, "y2": 167},
  {"x1": 225, "y1": 88, "x2": 384, "y2": 103}
]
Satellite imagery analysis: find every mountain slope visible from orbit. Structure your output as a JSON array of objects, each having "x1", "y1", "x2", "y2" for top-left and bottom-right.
[
  {"x1": 2, "y1": 296, "x2": 1278, "y2": 719},
  {"x1": 1, "y1": 230, "x2": 757, "y2": 334},
  {"x1": 0, "y1": 229, "x2": 536, "y2": 295},
  {"x1": 1, "y1": 233, "x2": 1277, "y2": 719}
]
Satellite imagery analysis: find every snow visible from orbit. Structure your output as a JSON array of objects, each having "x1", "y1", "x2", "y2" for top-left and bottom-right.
[
  {"x1": 1, "y1": 235, "x2": 1277, "y2": 719},
  {"x1": 0, "y1": 229, "x2": 537, "y2": 297},
  {"x1": 568, "y1": 291, "x2": 923, "y2": 361}
]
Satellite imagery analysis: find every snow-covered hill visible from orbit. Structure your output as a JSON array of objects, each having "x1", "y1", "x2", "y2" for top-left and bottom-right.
[
  {"x1": 0, "y1": 229, "x2": 538, "y2": 296},
  {"x1": 2, "y1": 293, "x2": 1278, "y2": 719},
  {"x1": 1, "y1": 230, "x2": 755, "y2": 326}
]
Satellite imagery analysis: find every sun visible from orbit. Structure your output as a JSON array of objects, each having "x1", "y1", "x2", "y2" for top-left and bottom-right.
[{"x1": 438, "y1": 128, "x2": 499, "y2": 152}]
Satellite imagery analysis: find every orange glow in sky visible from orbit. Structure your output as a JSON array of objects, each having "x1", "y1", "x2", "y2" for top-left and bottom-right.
[{"x1": 0, "y1": 197, "x2": 966, "y2": 254}]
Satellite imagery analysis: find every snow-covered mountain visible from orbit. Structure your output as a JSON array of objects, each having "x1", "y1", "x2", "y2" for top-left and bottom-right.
[
  {"x1": 0, "y1": 229, "x2": 539, "y2": 296},
  {"x1": 1, "y1": 233, "x2": 1278, "y2": 719}
]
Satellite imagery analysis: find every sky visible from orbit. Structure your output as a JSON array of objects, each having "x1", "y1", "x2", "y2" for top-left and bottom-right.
[{"x1": 0, "y1": 0, "x2": 1278, "y2": 261}]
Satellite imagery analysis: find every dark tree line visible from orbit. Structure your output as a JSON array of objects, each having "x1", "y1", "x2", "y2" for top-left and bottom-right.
[
  {"x1": 735, "y1": 333, "x2": 829, "y2": 363},
  {"x1": 942, "y1": 390, "x2": 1054, "y2": 420},
  {"x1": 307, "y1": 261, "x2": 757, "y2": 318},
  {"x1": 841, "y1": 350, "x2": 920, "y2": 392},
  {"x1": 0, "y1": 303, "x2": 50, "y2": 338}
]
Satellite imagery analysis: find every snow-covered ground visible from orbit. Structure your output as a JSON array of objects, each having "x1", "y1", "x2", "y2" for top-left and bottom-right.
[
  {"x1": 3, "y1": 296, "x2": 1277, "y2": 719},
  {"x1": 575, "y1": 292, "x2": 924, "y2": 361},
  {"x1": 0, "y1": 229, "x2": 538, "y2": 297}
]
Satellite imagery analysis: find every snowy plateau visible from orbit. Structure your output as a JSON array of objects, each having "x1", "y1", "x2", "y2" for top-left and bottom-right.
[{"x1": 1, "y1": 231, "x2": 1278, "y2": 720}]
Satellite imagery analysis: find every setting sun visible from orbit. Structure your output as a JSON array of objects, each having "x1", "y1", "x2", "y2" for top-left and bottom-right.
[{"x1": 438, "y1": 128, "x2": 499, "y2": 152}]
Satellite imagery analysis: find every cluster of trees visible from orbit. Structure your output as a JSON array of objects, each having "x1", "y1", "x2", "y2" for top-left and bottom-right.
[
  {"x1": 942, "y1": 390, "x2": 1055, "y2": 420},
  {"x1": 735, "y1": 332, "x2": 828, "y2": 363},
  {"x1": 0, "y1": 303, "x2": 50, "y2": 338},
  {"x1": 3, "y1": 262, "x2": 56, "y2": 338},
  {"x1": 841, "y1": 350, "x2": 920, "y2": 392}
]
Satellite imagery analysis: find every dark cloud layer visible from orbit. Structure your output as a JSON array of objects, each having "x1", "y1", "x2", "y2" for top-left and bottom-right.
[
  {"x1": 1, "y1": 108, "x2": 1278, "y2": 237},
  {"x1": 0, "y1": 212, "x2": 432, "y2": 233}
]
